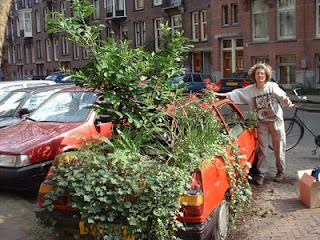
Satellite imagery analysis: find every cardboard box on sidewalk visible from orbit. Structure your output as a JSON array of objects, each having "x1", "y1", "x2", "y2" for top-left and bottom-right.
[{"x1": 297, "y1": 169, "x2": 320, "y2": 208}]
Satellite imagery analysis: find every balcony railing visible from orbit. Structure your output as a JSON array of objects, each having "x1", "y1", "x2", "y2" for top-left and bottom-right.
[{"x1": 162, "y1": 0, "x2": 184, "y2": 9}]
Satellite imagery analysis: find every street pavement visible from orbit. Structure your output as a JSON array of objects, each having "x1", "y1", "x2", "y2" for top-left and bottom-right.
[{"x1": 0, "y1": 89, "x2": 319, "y2": 240}]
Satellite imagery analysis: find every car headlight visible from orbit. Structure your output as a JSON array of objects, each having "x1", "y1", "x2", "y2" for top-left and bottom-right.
[{"x1": 0, "y1": 154, "x2": 30, "y2": 167}]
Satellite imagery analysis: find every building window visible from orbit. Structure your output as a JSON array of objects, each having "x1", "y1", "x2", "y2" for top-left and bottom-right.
[
  {"x1": 73, "y1": 43, "x2": 80, "y2": 59},
  {"x1": 278, "y1": 55, "x2": 296, "y2": 85},
  {"x1": 44, "y1": 7, "x2": 49, "y2": 31},
  {"x1": 153, "y1": 0, "x2": 162, "y2": 6},
  {"x1": 171, "y1": 14, "x2": 182, "y2": 33},
  {"x1": 135, "y1": 0, "x2": 144, "y2": 10},
  {"x1": 316, "y1": 54, "x2": 320, "y2": 87},
  {"x1": 252, "y1": 56, "x2": 270, "y2": 65},
  {"x1": 277, "y1": 0, "x2": 295, "y2": 40},
  {"x1": 12, "y1": 46, "x2": 16, "y2": 63},
  {"x1": 8, "y1": 47, "x2": 12, "y2": 64},
  {"x1": 10, "y1": 18, "x2": 14, "y2": 40},
  {"x1": 154, "y1": 18, "x2": 163, "y2": 51},
  {"x1": 19, "y1": 10, "x2": 33, "y2": 37},
  {"x1": 120, "y1": 24, "x2": 128, "y2": 40},
  {"x1": 200, "y1": 10, "x2": 207, "y2": 41},
  {"x1": 46, "y1": 39, "x2": 51, "y2": 62},
  {"x1": 62, "y1": 37, "x2": 69, "y2": 56},
  {"x1": 192, "y1": 12, "x2": 199, "y2": 42},
  {"x1": 53, "y1": 38, "x2": 59, "y2": 61},
  {"x1": 36, "y1": 10, "x2": 41, "y2": 33},
  {"x1": 31, "y1": 43, "x2": 35, "y2": 63},
  {"x1": 83, "y1": 47, "x2": 89, "y2": 59},
  {"x1": 16, "y1": 17, "x2": 20, "y2": 37},
  {"x1": 317, "y1": 0, "x2": 320, "y2": 37},
  {"x1": 60, "y1": 1, "x2": 66, "y2": 16},
  {"x1": 36, "y1": 40, "x2": 42, "y2": 58},
  {"x1": 134, "y1": 21, "x2": 146, "y2": 47},
  {"x1": 25, "y1": 45, "x2": 31, "y2": 64},
  {"x1": 93, "y1": 0, "x2": 100, "y2": 19},
  {"x1": 222, "y1": 5, "x2": 228, "y2": 26},
  {"x1": 252, "y1": 0, "x2": 269, "y2": 42},
  {"x1": 106, "y1": 27, "x2": 114, "y2": 39},
  {"x1": 231, "y1": 4, "x2": 238, "y2": 25},
  {"x1": 17, "y1": 44, "x2": 22, "y2": 61}
]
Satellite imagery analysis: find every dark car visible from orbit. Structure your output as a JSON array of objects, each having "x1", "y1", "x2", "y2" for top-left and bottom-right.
[
  {"x1": 217, "y1": 71, "x2": 255, "y2": 93},
  {"x1": 0, "y1": 84, "x2": 73, "y2": 128},
  {"x1": 170, "y1": 72, "x2": 214, "y2": 93},
  {"x1": 35, "y1": 98, "x2": 258, "y2": 240},
  {"x1": 0, "y1": 87, "x2": 112, "y2": 191}
]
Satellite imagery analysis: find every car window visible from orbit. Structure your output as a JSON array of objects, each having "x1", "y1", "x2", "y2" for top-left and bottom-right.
[
  {"x1": 193, "y1": 75, "x2": 202, "y2": 82},
  {"x1": 0, "y1": 92, "x2": 28, "y2": 117},
  {"x1": 183, "y1": 74, "x2": 193, "y2": 82},
  {"x1": 31, "y1": 91, "x2": 98, "y2": 123},
  {"x1": 218, "y1": 103, "x2": 244, "y2": 140},
  {"x1": 22, "y1": 90, "x2": 57, "y2": 112}
]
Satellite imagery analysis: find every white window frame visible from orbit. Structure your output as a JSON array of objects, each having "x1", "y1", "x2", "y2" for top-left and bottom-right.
[
  {"x1": 277, "y1": 0, "x2": 296, "y2": 40},
  {"x1": 200, "y1": 10, "x2": 207, "y2": 41},
  {"x1": 73, "y1": 43, "x2": 80, "y2": 59},
  {"x1": 231, "y1": 3, "x2": 238, "y2": 25},
  {"x1": 46, "y1": 38, "x2": 52, "y2": 62},
  {"x1": 153, "y1": 0, "x2": 162, "y2": 6},
  {"x1": 317, "y1": 0, "x2": 320, "y2": 37},
  {"x1": 222, "y1": 5, "x2": 228, "y2": 26},
  {"x1": 171, "y1": 14, "x2": 182, "y2": 33},
  {"x1": 93, "y1": 0, "x2": 100, "y2": 19},
  {"x1": 134, "y1": 22, "x2": 141, "y2": 47},
  {"x1": 135, "y1": 0, "x2": 144, "y2": 10},
  {"x1": 62, "y1": 37, "x2": 69, "y2": 56},
  {"x1": 120, "y1": 24, "x2": 128, "y2": 40},
  {"x1": 252, "y1": 0, "x2": 269, "y2": 42},
  {"x1": 10, "y1": 18, "x2": 14, "y2": 40},
  {"x1": 36, "y1": 40, "x2": 42, "y2": 58},
  {"x1": 16, "y1": 17, "x2": 20, "y2": 37},
  {"x1": 83, "y1": 47, "x2": 89, "y2": 59},
  {"x1": 17, "y1": 44, "x2": 22, "y2": 61},
  {"x1": 277, "y1": 55, "x2": 296, "y2": 85},
  {"x1": 12, "y1": 46, "x2": 16, "y2": 63},
  {"x1": 53, "y1": 38, "x2": 59, "y2": 61},
  {"x1": 192, "y1": 12, "x2": 199, "y2": 42},
  {"x1": 154, "y1": 18, "x2": 163, "y2": 52},
  {"x1": 44, "y1": 7, "x2": 49, "y2": 31},
  {"x1": 60, "y1": 1, "x2": 66, "y2": 16},
  {"x1": 8, "y1": 47, "x2": 12, "y2": 64},
  {"x1": 36, "y1": 10, "x2": 41, "y2": 33}
]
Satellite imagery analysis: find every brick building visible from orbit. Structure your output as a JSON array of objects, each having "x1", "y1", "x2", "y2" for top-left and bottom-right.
[{"x1": 1, "y1": 0, "x2": 320, "y2": 89}]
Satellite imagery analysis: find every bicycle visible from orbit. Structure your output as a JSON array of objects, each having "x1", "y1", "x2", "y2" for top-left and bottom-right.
[{"x1": 269, "y1": 88, "x2": 320, "y2": 154}]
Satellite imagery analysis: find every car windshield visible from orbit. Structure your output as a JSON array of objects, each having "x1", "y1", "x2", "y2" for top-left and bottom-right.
[
  {"x1": 30, "y1": 91, "x2": 98, "y2": 123},
  {"x1": 0, "y1": 92, "x2": 28, "y2": 117}
]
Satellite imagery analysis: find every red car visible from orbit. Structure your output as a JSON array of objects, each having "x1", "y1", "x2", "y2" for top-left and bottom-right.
[
  {"x1": 0, "y1": 87, "x2": 112, "y2": 191},
  {"x1": 35, "y1": 97, "x2": 257, "y2": 240}
]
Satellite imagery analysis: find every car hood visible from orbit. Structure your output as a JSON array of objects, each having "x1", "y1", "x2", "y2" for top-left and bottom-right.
[{"x1": 0, "y1": 120, "x2": 83, "y2": 155}]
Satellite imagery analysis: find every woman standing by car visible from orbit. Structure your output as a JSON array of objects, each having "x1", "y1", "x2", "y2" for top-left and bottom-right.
[{"x1": 217, "y1": 63, "x2": 292, "y2": 185}]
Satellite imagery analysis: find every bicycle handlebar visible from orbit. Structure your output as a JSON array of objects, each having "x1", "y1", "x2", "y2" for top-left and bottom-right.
[{"x1": 293, "y1": 88, "x2": 308, "y2": 101}]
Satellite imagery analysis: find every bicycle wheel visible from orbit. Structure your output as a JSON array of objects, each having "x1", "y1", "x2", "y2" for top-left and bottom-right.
[{"x1": 269, "y1": 118, "x2": 304, "y2": 151}]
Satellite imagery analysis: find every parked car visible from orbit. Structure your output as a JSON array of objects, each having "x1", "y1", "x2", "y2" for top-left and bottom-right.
[
  {"x1": 0, "y1": 84, "x2": 73, "y2": 128},
  {"x1": 35, "y1": 98, "x2": 258, "y2": 240},
  {"x1": 170, "y1": 72, "x2": 214, "y2": 93},
  {"x1": 56, "y1": 75, "x2": 78, "y2": 84},
  {"x1": 45, "y1": 72, "x2": 65, "y2": 82},
  {"x1": 0, "y1": 87, "x2": 112, "y2": 191},
  {"x1": 217, "y1": 71, "x2": 255, "y2": 93},
  {"x1": 0, "y1": 80, "x2": 56, "y2": 102}
]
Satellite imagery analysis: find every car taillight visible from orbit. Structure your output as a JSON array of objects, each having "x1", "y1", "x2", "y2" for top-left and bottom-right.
[
  {"x1": 37, "y1": 179, "x2": 54, "y2": 207},
  {"x1": 180, "y1": 171, "x2": 204, "y2": 217},
  {"x1": 243, "y1": 79, "x2": 251, "y2": 87},
  {"x1": 217, "y1": 80, "x2": 222, "y2": 87}
]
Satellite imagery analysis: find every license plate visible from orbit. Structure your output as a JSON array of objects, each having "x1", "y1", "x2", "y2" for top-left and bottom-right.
[
  {"x1": 226, "y1": 82, "x2": 238, "y2": 86},
  {"x1": 79, "y1": 221, "x2": 134, "y2": 239}
]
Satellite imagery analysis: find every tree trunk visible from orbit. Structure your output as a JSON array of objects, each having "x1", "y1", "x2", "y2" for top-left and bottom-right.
[{"x1": 0, "y1": 0, "x2": 13, "y2": 62}]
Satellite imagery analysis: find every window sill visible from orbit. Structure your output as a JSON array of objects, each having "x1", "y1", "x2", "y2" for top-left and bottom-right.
[{"x1": 274, "y1": 38, "x2": 297, "y2": 43}]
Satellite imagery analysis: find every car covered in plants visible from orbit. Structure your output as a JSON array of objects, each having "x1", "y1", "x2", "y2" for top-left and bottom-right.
[
  {"x1": 0, "y1": 87, "x2": 112, "y2": 191},
  {"x1": 0, "y1": 84, "x2": 72, "y2": 128},
  {"x1": 35, "y1": 96, "x2": 258, "y2": 240}
]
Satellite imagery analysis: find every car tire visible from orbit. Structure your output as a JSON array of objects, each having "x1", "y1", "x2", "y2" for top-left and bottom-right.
[{"x1": 213, "y1": 198, "x2": 229, "y2": 240}]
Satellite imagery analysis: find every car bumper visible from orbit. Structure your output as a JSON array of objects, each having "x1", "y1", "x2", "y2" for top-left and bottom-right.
[
  {"x1": 0, "y1": 160, "x2": 53, "y2": 191},
  {"x1": 35, "y1": 203, "x2": 219, "y2": 240}
]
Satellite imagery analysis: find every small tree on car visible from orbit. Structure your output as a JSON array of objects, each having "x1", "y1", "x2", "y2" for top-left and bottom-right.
[{"x1": 42, "y1": 1, "x2": 252, "y2": 239}]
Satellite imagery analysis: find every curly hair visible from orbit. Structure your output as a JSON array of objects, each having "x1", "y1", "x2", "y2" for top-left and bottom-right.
[{"x1": 248, "y1": 63, "x2": 272, "y2": 82}]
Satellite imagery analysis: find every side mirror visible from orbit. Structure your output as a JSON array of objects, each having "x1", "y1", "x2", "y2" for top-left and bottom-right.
[{"x1": 18, "y1": 108, "x2": 30, "y2": 117}]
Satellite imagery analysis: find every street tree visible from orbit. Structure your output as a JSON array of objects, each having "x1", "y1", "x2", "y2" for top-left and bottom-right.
[{"x1": 0, "y1": 0, "x2": 12, "y2": 61}]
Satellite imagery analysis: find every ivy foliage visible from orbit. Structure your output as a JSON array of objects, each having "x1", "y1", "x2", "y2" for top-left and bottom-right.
[{"x1": 43, "y1": 1, "x2": 253, "y2": 239}]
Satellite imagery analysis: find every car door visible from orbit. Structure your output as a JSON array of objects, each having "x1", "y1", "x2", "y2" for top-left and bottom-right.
[{"x1": 215, "y1": 100, "x2": 257, "y2": 167}]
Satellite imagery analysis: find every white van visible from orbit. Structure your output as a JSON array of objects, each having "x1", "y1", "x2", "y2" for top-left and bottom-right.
[{"x1": 0, "y1": 80, "x2": 56, "y2": 102}]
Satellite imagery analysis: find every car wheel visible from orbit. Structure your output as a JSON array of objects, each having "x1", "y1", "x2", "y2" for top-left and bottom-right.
[{"x1": 213, "y1": 199, "x2": 229, "y2": 240}]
